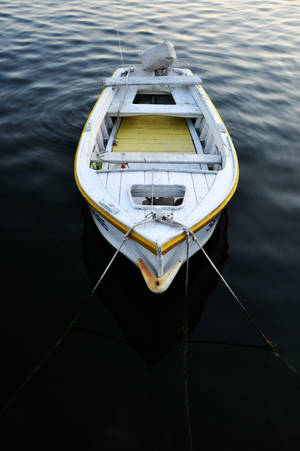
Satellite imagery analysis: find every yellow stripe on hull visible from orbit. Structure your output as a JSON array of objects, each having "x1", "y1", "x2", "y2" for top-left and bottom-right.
[{"x1": 74, "y1": 80, "x2": 239, "y2": 258}]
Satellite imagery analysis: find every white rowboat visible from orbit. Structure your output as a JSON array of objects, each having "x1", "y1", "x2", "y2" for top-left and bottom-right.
[{"x1": 75, "y1": 45, "x2": 238, "y2": 293}]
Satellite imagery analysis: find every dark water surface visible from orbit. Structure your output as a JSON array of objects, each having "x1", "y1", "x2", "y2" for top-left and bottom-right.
[{"x1": 1, "y1": 1, "x2": 300, "y2": 450}]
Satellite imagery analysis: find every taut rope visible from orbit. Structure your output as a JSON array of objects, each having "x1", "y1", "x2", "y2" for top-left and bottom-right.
[
  {"x1": 183, "y1": 232, "x2": 194, "y2": 451},
  {"x1": 2, "y1": 211, "x2": 298, "y2": 420},
  {"x1": 0, "y1": 214, "x2": 154, "y2": 417},
  {"x1": 90, "y1": 214, "x2": 154, "y2": 295},
  {"x1": 153, "y1": 213, "x2": 300, "y2": 378}
]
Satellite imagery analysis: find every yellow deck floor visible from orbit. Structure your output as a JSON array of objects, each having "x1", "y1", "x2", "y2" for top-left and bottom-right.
[{"x1": 113, "y1": 115, "x2": 196, "y2": 154}]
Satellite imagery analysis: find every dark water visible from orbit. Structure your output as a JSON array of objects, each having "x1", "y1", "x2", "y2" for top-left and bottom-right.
[{"x1": 1, "y1": 1, "x2": 300, "y2": 449}]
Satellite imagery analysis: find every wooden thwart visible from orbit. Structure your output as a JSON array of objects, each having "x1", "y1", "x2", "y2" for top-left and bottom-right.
[
  {"x1": 104, "y1": 75, "x2": 202, "y2": 87},
  {"x1": 99, "y1": 152, "x2": 222, "y2": 165},
  {"x1": 96, "y1": 167, "x2": 218, "y2": 174},
  {"x1": 107, "y1": 103, "x2": 202, "y2": 117}
]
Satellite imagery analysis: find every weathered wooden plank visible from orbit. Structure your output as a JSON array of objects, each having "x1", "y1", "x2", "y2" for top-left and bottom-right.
[
  {"x1": 194, "y1": 117, "x2": 203, "y2": 130},
  {"x1": 96, "y1": 166, "x2": 219, "y2": 176},
  {"x1": 191, "y1": 173, "x2": 210, "y2": 203},
  {"x1": 186, "y1": 119, "x2": 219, "y2": 192},
  {"x1": 107, "y1": 103, "x2": 201, "y2": 117},
  {"x1": 104, "y1": 169, "x2": 122, "y2": 205},
  {"x1": 200, "y1": 122, "x2": 208, "y2": 141},
  {"x1": 106, "y1": 116, "x2": 113, "y2": 129},
  {"x1": 104, "y1": 75, "x2": 202, "y2": 87},
  {"x1": 186, "y1": 118, "x2": 209, "y2": 178},
  {"x1": 168, "y1": 171, "x2": 198, "y2": 213},
  {"x1": 104, "y1": 118, "x2": 121, "y2": 153},
  {"x1": 101, "y1": 122, "x2": 109, "y2": 140},
  {"x1": 204, "y1": 172, "x2": 216, "y2": 190},
  {"x1": 119, "y1": 169, "x2": 145, "y2": 209},
  {"x1": 171, "y1": 86, "x2": 198, "y2": 105},
  {"x1": 111, "y1": 142, "x2": 195, "y2": 153},
  {"x1": 109, "y1": 85, "x2": 138, "y2": 109},
  {"x1": 131, "y1": 184, "x2": 185, "y2": 197},
  {"x1": 99, "y1": 152, "x2": 222, "y2": 164},
  {"x1": 150, "y1": 169, "x2": 169, "y2": 190},
  {"x1": 96, "y1": 130, "x2": 105, "y2": 152},
  {"x1": 96, "y1": 167, "x2": 218, "y2": 175},
  {"x1": 113, "y1": 115, "x2": 196, "y2": 154},
  {"x1": 186, "y1": 119, "x2": 205, "y2": 154}
]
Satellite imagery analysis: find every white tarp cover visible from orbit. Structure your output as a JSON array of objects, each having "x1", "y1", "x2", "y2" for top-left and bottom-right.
[{"x1": 140, "y1": 41, "x2": 176, "y2": 71}]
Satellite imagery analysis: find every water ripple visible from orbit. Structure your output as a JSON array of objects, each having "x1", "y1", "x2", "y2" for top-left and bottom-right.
[{"x1": 1, "y1": 0, "x2": 300, "y2": 307}]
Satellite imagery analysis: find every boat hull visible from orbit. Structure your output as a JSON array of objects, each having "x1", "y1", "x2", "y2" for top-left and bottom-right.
[
  {"x1": 89, "y1": 204, "x2": 220, "y2": 293},
  {"x1": 75, "y1": 62, "x2": 239, "y2": 293}
]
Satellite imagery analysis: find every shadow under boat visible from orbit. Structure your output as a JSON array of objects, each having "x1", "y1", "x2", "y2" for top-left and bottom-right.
[{"x1": 81, "y1": 203, "x2": 229, "y2": 367}]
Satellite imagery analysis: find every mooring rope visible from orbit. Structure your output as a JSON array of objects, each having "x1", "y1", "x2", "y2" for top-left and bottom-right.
[
  {"x1": 153, "y1": 213, "x2": 300, "y2": 379},
  {"x1": 116, "y1": 29, "x2": 124, "y2": 67},
  {"x1": 0, "y1": 311, "x2": 82, "y2": 417},
  {"x1": 90, "y1": 214, "x2": 154, "y2": 295},
  {"x1": 113, "y1": 1, "x2": 124, "y2": 67},
  {"x1": 71, "y1": 326, "x2": 268, "y2": 351},
  {"x1": 115, "y1": 67, "x2": 131, "y2": 120},
  {"x1": 183, "y1": 233, "x2": 194, "y2": 451},
  {"x1": 153, "y1": 211, "x2": 300, "y2": 448},
  {"x1": 2, "y1": 211, "x2": 298, "y2": 419},
  {"x1": 0, "y1": 214, "x2": 153, "y2": 417}
]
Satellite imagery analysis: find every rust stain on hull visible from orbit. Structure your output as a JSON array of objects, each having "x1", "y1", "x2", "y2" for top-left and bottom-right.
[{"x1": 137, "y1": 258, "x2": 182, "y2": 293}]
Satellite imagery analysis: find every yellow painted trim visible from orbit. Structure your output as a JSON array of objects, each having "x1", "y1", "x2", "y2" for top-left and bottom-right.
[
  {"x1": 161, "y1": 82, "x2": 239, "y2": 255},
  {"x1": 161, "y1": 173, "x2": 238, "y2": 254},
  {"x1": 73, "y1": 81, "x2": 158, "y2": 255},
  {"x1": 74, "y1": 69, "x2": 239, "y2": 257}
]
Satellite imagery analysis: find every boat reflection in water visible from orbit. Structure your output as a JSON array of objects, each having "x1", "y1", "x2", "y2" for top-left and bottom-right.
[{"x1": 82, "y1": 203, "x2": 228, "y2": 366}]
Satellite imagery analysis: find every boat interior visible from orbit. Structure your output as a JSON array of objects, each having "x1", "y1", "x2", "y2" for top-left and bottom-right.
[
  {"x1": 87, "y1": 70, "x2": 225, "y2": 210},
  {"x1": 90, "y1": 90, "x2": 222, "y2": 170}
]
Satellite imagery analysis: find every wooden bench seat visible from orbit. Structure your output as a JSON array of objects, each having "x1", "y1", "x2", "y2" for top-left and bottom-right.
[
  {"x1": 107, "y1": 103, "x2": 201, "y2": 117},
  {"x1": 104, "y1": 75, "x2": 202, "y2": 87},
  {"x1": 99, "y1": 152, "x2": 222, "y2": 165}
]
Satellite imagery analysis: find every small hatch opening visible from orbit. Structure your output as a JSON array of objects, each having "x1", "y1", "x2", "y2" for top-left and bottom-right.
[
  {"x1": 131, "y1": 184, "x2": 185, "y2": 207},
  {"x1": 133, "y1": 92, "x2": 176, "y2": 105}
]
